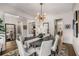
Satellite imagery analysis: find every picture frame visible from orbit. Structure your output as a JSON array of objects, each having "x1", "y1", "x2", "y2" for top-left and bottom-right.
[
  {"x1": 65, "y1": 24, "x2": 71, "y2": 29},
  {"x1": 73, "y1": 11, "x2": 78, "y2": 38}
]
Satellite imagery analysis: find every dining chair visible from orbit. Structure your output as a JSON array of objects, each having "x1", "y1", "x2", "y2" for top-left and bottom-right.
[
  {"x1": 35, "y1": 40, "x2": 53, "y2": 56},
  {"x1": 16, "y1": 37, "x2": 35, "y2": 56},
  {"x1": 51, "y1": 34, "x2": 60, "y2": 56}
]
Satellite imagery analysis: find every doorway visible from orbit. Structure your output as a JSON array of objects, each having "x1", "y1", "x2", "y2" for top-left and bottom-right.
[
  {"x1": 54, "y1": 19, "x2": 63, "y2": 36},
  {"x1": 5, "y1": 24, "x2": 17, "y2": 54},
  {"x1": 5, "y1": 24, "x2": 16, "y2": 41},
  {"x1": 54, "y1": 19, "x2": 64, "y2": 53}
]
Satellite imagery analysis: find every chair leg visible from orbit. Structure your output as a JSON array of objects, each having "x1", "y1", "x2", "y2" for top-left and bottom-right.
[
  {"x1": 54, "y1": 52, "x2": 56, "y2": 56},
  {"x1": 51, "y1": 51, "x2": 56, "y2": 56},
  {"x1": 56, "y1": 48, "x2": 59, "y2": 55},
  {"x1": 34, "y1": 52, "x2": 37, "y2": 56}
]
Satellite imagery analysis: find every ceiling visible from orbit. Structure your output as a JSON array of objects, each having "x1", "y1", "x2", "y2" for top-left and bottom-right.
[{"x1": 0, "y1": 3, "x2": 74, "y2": 18}]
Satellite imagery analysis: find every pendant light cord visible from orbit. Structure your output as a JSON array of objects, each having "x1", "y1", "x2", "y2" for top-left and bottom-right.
[{"x1": 40, "y1": 3, "x2": 43, "y2": 16}]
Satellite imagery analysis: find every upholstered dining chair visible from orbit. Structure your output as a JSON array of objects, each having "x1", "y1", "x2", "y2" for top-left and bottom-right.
[
  {"x1": 16, "y1": 36, "x2": 35, "y2": 56},
  {"x1": 51, "y1": 34, "x2": 60, "y2": 56},
  {"x1": 35, "y1": 40, "x2": 53, "y2": 56}
]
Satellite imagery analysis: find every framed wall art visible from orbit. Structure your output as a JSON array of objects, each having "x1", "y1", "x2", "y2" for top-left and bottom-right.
[
  {"x1": 73, "y1": 11, "x2": 79, "y2": 38},
  {"x1": 65, "y1": 24, "x2": 71, "y2": 29}
]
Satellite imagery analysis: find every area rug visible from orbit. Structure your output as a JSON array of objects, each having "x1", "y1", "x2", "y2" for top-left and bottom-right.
[
  {"x1": 2, "y1": 49, "x2": 19, "y2": 56},
  {"x1": 51, "y1": 48, "x2": 68, "y2": 56},
  {"x1": 2, "y1": 47, "x2": 68, "y2": 56},
  {"x1": 57, "y1": 48, "x2": 68, "y2": 56}
]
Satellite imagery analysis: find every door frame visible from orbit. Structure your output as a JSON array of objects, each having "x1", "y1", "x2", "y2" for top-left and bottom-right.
[
  {"x1": 5, "y1": 23, "x2": 16, "y2": 49},
  {"x1": 54, "y1": 19, "x2": 63, "y2": 36}
]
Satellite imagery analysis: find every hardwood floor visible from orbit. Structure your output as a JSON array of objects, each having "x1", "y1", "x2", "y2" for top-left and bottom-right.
[
  {"x1": 63, "y1": 43, "x2": 76, "y2": 56},
  {"x1": 0, "y1": 40, "x2": 17, "y2": 55}
]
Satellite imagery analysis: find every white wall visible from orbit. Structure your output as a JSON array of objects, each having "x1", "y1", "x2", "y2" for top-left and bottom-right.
[
  {"x1": 4, "y1": 13, "x2": 19, "y2": 24},
  {"x1": 52, "y1": 11, "x2": 73, "y2": 44}
]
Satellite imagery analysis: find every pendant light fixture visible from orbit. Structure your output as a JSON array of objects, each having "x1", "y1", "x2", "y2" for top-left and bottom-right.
[{"x1": 35, "y1": 3, "x2": 47, "y2": 22}]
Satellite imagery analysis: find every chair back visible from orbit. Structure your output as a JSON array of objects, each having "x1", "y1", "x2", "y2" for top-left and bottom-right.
[
  {"x1": 16, "y1": 39, "x2": 26, "y2": 56},
  {"x1": 51, "y1": 34, "x2": 60, "y2": 52},
  {"x1": 39, "y1": 40, "x2": 53, "y2": 56},
  {"x1": 16, "y1": 36, "x2": 29, "y2": 56}
]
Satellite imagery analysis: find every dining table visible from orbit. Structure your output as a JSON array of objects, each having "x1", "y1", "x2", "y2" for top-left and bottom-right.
[
  {"x1": 25, "y1": 34, "x2": 50, "y2": 45},
  {"x1": 24, "y1": 34, "x2": 50, "y2": 48},
  {"x1": 23, "y1": 34, "x2": 52, "y2": 56}
]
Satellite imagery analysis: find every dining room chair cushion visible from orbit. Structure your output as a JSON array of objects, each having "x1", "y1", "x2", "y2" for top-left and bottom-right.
[
  {"x1": 16, "y1": 39, "x2": 35, "y2": 56},
  {"x1": 36, "y1": 40, "x2": 53, "y2": 56}
]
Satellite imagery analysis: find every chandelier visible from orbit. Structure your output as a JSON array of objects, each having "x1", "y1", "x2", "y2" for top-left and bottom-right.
[{"x1": 35, "y1": 3, "x2": 47, "y2": 22}]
